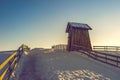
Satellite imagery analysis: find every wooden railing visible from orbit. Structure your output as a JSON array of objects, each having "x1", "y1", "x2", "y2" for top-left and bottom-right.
[
  {"x1": 73, "y1": 44, "x2": 92, "y2": 51},
  {"x1": 0, "y1": 44, "x2": 29, "y2": 80},
  {"x1": 79, "y1": 50, "x2": 120, "y2": 68},
  {"x1": 93, "y1": 46, "x2": 120, "y2": 52}
]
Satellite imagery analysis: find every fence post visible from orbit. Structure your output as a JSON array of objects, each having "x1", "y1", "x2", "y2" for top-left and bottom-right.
[
  {"x1": 105, "y1": 54, "x2": 107, "y2": 63},
  {"x1": 116, "y1": 47, "x2": 118, "y2": 52},
  {"x1": 95, "y1": 52, "x2": 97, "y2": 59},
  {"x1": 116, "y1": 57, "x2": 118, "y2": 67}
]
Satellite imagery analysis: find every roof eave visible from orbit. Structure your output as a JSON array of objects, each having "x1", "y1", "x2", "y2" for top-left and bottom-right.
[{"x1": 66, "y1": 23, "x2": 70, "y2": 33}]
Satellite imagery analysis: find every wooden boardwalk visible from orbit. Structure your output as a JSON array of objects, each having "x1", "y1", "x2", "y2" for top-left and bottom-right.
[{"x1": 18, "y1": 52, "x2": 40, "y2": 80}]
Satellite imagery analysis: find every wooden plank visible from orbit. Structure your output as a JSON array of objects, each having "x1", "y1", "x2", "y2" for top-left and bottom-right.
[
  {"x1": 93, "y1": 46, "x2": 120, "y2": 52},
  {"x1": 95, "y1": 51, "x2": 120, "y2": 58},
  {"x1": 0, "y1": 67, "x2": 9, "y2": 80}
]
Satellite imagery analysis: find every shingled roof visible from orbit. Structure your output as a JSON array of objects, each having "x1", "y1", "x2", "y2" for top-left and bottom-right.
[{"x1": 66, "y1": 22, "x2": 92, "y2": 32}]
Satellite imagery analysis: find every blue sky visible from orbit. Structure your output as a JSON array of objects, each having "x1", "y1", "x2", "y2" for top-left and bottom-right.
[{"x1": 1, "y1": 0, "x2": 120, "y2": 50}]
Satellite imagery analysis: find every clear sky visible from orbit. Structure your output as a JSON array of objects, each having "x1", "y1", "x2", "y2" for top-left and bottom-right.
[{"x1": 1, "y1": 0, "x2": 120, "y2": 50}]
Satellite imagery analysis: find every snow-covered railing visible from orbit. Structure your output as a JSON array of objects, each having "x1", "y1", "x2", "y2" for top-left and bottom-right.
[
  {"x1": 0, "y1": 44, "x2": 29, "y2": 80},
  {"x1": 93, "y1": 46, "x2": 120, "y2": 52},
  {"x1": 79, "y1": 50, "x2": 120, "y2": 68}
]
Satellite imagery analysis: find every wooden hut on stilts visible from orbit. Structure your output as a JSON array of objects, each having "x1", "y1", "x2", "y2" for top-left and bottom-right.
[{"x1": 66, "y1": 22, "x2": 92, "y2": 51}]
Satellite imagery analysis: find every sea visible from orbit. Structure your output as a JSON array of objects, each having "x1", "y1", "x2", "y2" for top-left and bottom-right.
[{"x1": 0, "y1": 51, "x2": 15, "y2": 64}]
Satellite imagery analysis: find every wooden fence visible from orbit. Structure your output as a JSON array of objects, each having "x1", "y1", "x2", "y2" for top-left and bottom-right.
[
  {"x1": 93, "y1": 46, "x2": 120, "y2": 52},
  {"x1": 71, "y1": 45, "x2": 120, "y2": 68},
  {"x1": 0, "y1": 44, "x2": 29, "y2": 80},
  {"x1": 52, "y1": 44, "x2": 67, "y2": 51},
  {"x1": 79, "y1": 50, "x2": 120, "y2": 68}
]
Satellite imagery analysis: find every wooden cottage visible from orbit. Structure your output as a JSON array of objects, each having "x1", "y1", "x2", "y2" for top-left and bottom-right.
[{"x1": 66, "y1": 22, "x2": 92, "y2": 51}]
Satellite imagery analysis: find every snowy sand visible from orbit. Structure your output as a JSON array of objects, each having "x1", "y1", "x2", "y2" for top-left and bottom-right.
[{"x1": 14, "y1": 49, "x2": 120, "y2": 80}]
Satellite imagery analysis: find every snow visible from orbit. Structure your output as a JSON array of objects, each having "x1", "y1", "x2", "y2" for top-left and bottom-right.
[
  {"x1": 56, "y1": 70, "x2": 110, "y2": 80},
  {"x1": 12, "y1": 49, "x2": 120, "y2": 80},
  {"x1": 68, "y1": 22, "x2": 92, "y2": 30}
]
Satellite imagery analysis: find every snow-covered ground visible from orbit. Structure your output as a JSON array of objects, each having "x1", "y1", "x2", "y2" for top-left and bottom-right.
[{"x1": 13, "y1": 49, "x2": 120, "y2": 80}]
